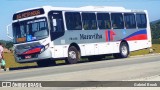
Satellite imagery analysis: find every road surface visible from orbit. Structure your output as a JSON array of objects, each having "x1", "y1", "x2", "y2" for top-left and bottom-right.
[
  {"x1": 0, "y1": 54, "x2": 160, "y2": 90},
  {"x1": 0, "y1": 54, "x2": 160, "y2": 81}
]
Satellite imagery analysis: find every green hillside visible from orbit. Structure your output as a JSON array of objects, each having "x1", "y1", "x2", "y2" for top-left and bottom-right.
[
  {"x1": 0, "y1": 40, "x2": 13, "y2": 49},
  {"x1": 150, "y1": 19, "x2": 160, "y2": 44}
]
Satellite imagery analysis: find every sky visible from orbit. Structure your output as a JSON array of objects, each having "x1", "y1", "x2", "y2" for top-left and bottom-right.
[{"x1": 0, "y1": 0, "x2": 160, "y2": 41}]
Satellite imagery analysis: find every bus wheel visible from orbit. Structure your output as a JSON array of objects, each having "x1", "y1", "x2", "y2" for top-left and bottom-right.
[
  {"x1": 119, "y1": 42, "x2": 129, "y2": 58},
  {"x1": 113, "y1": 42, "x2": 129, "y2": 58},
  {"x1": 67, "y1": 46, "x2": 80, "y2": 64}
]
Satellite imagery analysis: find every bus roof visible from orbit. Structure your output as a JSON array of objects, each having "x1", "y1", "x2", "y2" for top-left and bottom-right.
[
  {"x1": 15, "y1": 5, "x2": 146, "y2": 13},
  {"x1": 13, "y1": 5, "x2": 146, "y2": 21}
]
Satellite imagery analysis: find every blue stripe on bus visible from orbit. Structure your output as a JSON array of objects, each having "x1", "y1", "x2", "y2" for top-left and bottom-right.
[{"x1": 123, "y1": 29, "x2": 147, "y2": 40}]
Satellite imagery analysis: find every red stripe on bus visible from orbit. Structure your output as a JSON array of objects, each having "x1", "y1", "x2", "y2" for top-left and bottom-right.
[
  {"x1": 126, "y1": 34, "x2": 147, "y2": 41},
  {"x1": 22, "y1": 48, "x2": 41, "y2": 55}
]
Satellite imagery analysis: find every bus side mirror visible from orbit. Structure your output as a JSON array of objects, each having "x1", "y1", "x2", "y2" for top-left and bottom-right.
[
  {"x1": 7, "y1": 24, "x2": 13, "y2": 40},
  {"x1": 53, "y1": 19, "x2": 57, "y2": 26}
]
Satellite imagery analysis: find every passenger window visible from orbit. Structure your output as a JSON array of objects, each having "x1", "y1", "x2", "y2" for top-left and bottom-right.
[
  {"x1": 111, "y1": 13, "x2": 124, "y2": 29},
  {"x1": 82, "y1": 13, "x2": 97, "y2": 30},
  {"x1": 124, "y1": 13, "x2": 136, "y2": 29},
  {"x1": 65, "y1": 12, "x2": 82, "y2": 30},
  {"x1": 136, "y1": 14, "x2": 147, "y2": 28},
  {"x1": 97, "y1": 13, "x2": 111, "y2": 29}
]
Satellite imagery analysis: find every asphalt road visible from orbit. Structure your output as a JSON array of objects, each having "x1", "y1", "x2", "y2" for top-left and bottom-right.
[{"x1": 0, "y1": 54, "x2": 160, "y2": 81}]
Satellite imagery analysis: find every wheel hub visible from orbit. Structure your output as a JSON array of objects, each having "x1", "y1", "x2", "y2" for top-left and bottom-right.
[
  {"x1": 122, "y1": 46, "x2": 128, "y2": 55},
  {"x1": 69, "y1": 51, "x2": 76, "y2": 59}
]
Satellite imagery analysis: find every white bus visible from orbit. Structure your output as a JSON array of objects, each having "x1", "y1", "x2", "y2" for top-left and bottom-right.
[{"x1": 7, "y1": 6, "x2": 152, "y2": 66}]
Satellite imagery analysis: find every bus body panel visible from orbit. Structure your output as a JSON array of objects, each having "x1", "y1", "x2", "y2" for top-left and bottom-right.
[
  {"x1": 10, "y1": 6, "x2": 152, "y2": 63},
  {"x1": 51, "y1": 29, "x2": 149, "y2": 58}
]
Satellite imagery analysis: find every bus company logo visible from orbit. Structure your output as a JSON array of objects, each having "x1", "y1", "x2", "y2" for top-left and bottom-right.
[
  {"x1": 2, "y1": 82, "x2": 12, "y2": 87},
  {"x1": 80, "y1": 33, "x2": 102, "y2": 40},
  {"x1": 105, "y1": 30, "x2": 116, "y2": 41}
]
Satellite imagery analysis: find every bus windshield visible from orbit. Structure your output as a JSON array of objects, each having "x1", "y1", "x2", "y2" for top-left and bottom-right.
[{"x1": 12, "y1": 17, "x2": 49, "y2": 44}]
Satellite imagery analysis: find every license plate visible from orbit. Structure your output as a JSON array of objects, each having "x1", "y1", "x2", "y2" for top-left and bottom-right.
[{"x1": 25, "y1": 55, "x2": 31, "y2": 59}]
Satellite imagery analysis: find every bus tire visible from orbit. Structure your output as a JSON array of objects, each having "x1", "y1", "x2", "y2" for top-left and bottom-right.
[
  {"x1": 67, "y1": 46, "x2": 80, "y2": 64},
  {"x1": 113, "y1": 42, "x2": 129, "y2": 58},
  {"x1": 119, "y1": 42, "x2": 129, "y2": 58}
]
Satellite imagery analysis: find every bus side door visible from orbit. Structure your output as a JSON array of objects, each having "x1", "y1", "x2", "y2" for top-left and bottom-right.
[{"x1": 48, "y1": 11, "x2": 65, "y2": 41}]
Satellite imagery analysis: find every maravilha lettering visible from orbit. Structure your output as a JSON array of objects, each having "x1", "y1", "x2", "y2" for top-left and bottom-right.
[{"x1": 80, "y1": 33, "x2": 102, "y2": 40}]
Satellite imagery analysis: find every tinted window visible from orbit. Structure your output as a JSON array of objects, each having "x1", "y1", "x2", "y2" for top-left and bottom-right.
[
  {"x1": 12, "y1": 18, "x2": 48, "y2": 43},
  {"x1": 111, "y1": 13, "x2": 124, "y2": 29},
  {"x1": 124, "y1": 13, "x2": 136, "y2": 29},
  {"x1": 82, "y1": 13, "x2": 97, "y2": 30},
  {"x1": 65, "y1": 12, "x2": 82, "y2": 30},
  {"x1": 136, "y1": 14, "x2": 147, "y2": 28},
  {"x1": 49, "y1": 11, "x2": 64, "y2": 32},
  {"x1": 97, "y1": 13, "x2": 111, "y2": 29}
]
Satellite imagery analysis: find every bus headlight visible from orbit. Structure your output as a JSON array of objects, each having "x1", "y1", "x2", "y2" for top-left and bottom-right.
[
  {"x1": 40, "y1": 44, "x2": 49, "y2": 53},
  {"x1": 45, "y1": 43, "x2": 49, "y2": 49},
  {"x1": 40, "y1": 47, "x2": 45, "y2": 53}
]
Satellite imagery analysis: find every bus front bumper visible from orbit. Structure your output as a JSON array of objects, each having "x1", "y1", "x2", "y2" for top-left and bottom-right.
[{"x1": 14, "y1": 48, "x2": 52, "y2": 63}]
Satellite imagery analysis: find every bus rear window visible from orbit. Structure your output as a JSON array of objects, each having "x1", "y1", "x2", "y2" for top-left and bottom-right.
[{"x1": 136, "y1": 14, "x2": 147, "y2": 28}]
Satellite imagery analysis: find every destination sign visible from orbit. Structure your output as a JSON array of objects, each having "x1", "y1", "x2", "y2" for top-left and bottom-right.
[
  {"x1": 16, "y1": 37, "x2": 26, "y2": 43},
  {"x1": 13, "y1": 8, "x2": 45, "y2": 20}
]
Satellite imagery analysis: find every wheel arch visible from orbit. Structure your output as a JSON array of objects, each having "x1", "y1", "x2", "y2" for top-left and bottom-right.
[
  {"x1": 68, "y1": 42, "x2": 81, "y2": 54},
  {"x1": 120, "y1": 40, "x2": 130, "y2": 53},
  {"x1": 66, "y1": 42, "x2": 81, "y2": 64}
]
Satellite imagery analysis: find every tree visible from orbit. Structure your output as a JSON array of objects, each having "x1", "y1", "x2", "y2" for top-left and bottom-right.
[
  {"x1": 151, "y1": 21, "x2": 160, "y2": 39},
  {"x1": 6, "y1": 42, "x2": 13, "y2": 49},
  {"x1": 0, "y1": 40, "x2": 13, "y2": 49}
]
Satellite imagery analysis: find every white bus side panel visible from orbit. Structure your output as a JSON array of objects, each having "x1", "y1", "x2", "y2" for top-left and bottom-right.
[
  {"x1": 80, "y1": 42, "x2": 120, "y2": 56},
  {"x1": 53, "y1": 45, "x2": 69, "y2": 58},
  {"x1": 128, "y1": 40, "x2": 151, "y2": 52}
]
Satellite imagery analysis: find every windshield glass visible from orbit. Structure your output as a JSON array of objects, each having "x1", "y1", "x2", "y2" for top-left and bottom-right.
[{"x1": 12, "y1": 17, "x2": 48, "y2": 43}]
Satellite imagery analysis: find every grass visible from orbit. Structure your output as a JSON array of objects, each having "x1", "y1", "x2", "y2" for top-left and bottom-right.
[
  {"x1": 3, "y1": 53, "x2": 36, "y2": 68},
  {"x1": 3, "y1": 44, "x2": 160, "y2": 68},
  {"x1": 130, "y1": 44, "x2": 160, "y2": 56},
  {"x1": 152, "y1": 44, "x2": 160, "y2": 53}
]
